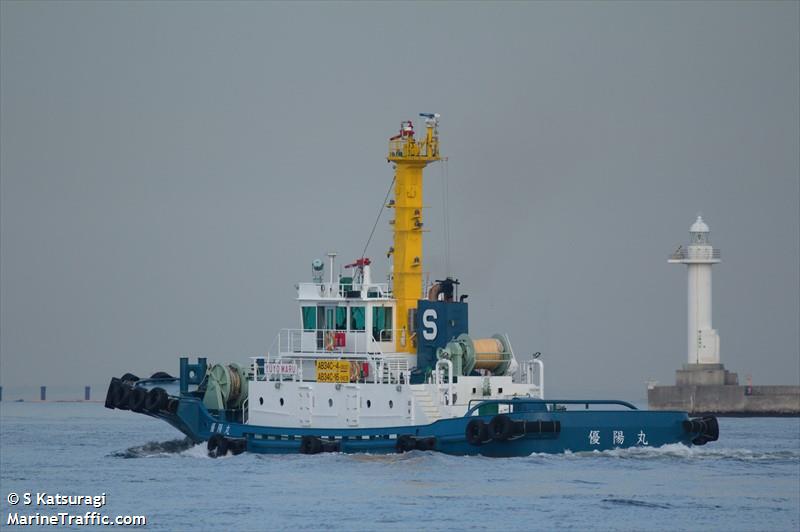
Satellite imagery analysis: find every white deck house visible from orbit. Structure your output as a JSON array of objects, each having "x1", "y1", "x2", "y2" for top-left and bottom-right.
[{"x1": 245, "y1": 256, "x2": 542, "y2": 429}]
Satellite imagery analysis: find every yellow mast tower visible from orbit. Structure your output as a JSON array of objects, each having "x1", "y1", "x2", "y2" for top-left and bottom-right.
[{"x1": 387, "y1": 114, "x2": 441, "y2": 353}]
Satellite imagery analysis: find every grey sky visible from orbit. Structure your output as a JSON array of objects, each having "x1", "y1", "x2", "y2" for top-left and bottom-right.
[{"x1": 1, "y1": 1, "x2": 798, "y2": 400}]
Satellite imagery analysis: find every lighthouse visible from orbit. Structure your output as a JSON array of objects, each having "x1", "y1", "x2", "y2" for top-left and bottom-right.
[
  {"x1": 668, "y1": 216, "x2": 721, "y2": 364},
  {"x1": 649, "y1": 216, "x2": 799, "y2": 415}
]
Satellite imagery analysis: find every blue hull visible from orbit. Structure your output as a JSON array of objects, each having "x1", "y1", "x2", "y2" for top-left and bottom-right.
[
  {"x1": 121, "y1": 384, "x2": 711, "y2": 457},
  {"x1": 106, "y1": 378, "x2": 719, "y2": 457}
]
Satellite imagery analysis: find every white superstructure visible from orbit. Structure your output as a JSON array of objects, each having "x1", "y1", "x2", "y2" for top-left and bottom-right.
[
  {"x1": 242, "y1": 255, "x2": 543, "y2": 430},
  {"x1": 668, "y1": 216, "x2": 721, "y2": 364}
]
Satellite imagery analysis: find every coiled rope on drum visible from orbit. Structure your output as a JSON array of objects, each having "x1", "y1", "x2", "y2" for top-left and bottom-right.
[{"x1": 227, "y1": 365, "x2": 241, "y2": 405}]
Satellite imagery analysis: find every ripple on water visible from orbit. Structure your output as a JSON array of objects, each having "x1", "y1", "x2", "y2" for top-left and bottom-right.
[
  {"x1": 108, "y1": 438, "x2": 195, "y2": 458},
  {"x1": 602, "y1": 498, "x2": 673, "y2": 509}
]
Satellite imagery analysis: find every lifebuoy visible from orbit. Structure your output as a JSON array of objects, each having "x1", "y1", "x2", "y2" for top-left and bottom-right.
[
  {"x1": 324, "y1": 332, "x2": 336, "y2": 351},
  {"x1": 349, "y1": 361, "x2": 361, "y2": 382}
]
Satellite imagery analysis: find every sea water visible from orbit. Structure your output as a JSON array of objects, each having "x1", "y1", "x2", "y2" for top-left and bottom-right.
[{"x1": 1, "y1": 402, "x2": 798, "y2": 531}]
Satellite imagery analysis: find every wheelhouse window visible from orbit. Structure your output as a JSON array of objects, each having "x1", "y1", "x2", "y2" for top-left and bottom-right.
[
  {"x1": 372, "y1": 306, "x2": 393, "y2": 341},
  {"x1": 350, "y1": 306, "x2": 365, "y2": 331},
  {"x1": 301, "y1": 306, "x2": 316, "y2": 330},
  {"x1": 335, "y1": 307, "x2": 347, "y2": 331}
]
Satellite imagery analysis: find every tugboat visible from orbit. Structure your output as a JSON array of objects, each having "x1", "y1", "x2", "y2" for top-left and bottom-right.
[{"x1": 104, "y1": 115, "x2": 719, "y2": 457}]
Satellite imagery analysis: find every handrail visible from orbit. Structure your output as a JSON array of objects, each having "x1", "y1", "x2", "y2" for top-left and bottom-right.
[
  {"x1": 525, "y1": 359, "x2": 544, "y2": 398},
  {"x1": 434, "y1": 359, "x2": 453, "y2": 406},
  {"x1": 464, "y1": 398, "x2": 639, "y2": 417},
  {"x1": 274, "y1": 328, "x2": 377, "y2": 357},
  {"x1": 669, "y1": 249, "x2": 721, "y2": 261},
  {"x1": 296, "y1": 281, "x2": 392, "y2": 299},
  {"x1": 252, "y1": 326, "x2": 411, "y2": 384},
  {"x1": 375, "y1": 328, "x2": 410, "y2": 348}
]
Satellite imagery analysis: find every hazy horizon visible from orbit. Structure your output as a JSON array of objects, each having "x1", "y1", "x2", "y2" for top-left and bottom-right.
[{"x1": 2, "y1": 1, "x2": 798, "y2": 401}]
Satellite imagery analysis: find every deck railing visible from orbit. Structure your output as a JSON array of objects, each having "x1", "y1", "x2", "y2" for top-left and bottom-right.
[
  {"x1": 464, "y1": 398, "x2": 639, "y2": 416},
  {"x1": 296, "y1": 282, "x2": 392, "y2": 300},
  {"x1": 669, "y1": 248, "x2": 721, "y2": 261},
  {"x1": 275, "y1": 328, "x2": 373, "y2": 356},
  {"x1": 253, "y1": 328, "x2": 411, "y2": 385},
  {"x1": 525, "y1": 359, "x2": 544, "y2": 398}
]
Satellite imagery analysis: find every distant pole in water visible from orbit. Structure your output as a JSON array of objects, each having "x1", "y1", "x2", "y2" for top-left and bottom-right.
[
  {"x1": 40, "y1": 386, "x2": 46, "y2": 401},
  {"x1": 85, "y1": 386, "x2": 91, "y2": 401},
  {"x1": 0, "y1": 386, "x2": 3, "y2": 402}
]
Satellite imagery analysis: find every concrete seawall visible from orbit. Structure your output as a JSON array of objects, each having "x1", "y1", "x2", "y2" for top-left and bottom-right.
[{"x1": 648, "y1": 384, "x2": 800, "y2": 416}]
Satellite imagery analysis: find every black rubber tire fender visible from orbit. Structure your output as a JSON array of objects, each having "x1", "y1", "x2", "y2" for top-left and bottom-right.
[
  {"x1": 230, "y1": 439, "x2": 247, "y2": 455},
  {"x1": 128, "y1": 387, "x2": 148, "y2": 413},
  {"x1": 150, "y1": 371, "x2": 174, "y2": 380},
  {"x1": 166, "y1": 398, "x2": 180, "y2": 414},
  {"x1": 120, "y1": 373, "x2": 139, "y2": 383},
  {"x1": 396, "y1": 435, "x2": 416, "y2": 453},
  {"x1": 321, "y1": 440, "x2": 341, "y2": 453},
  {"x1": 104, "y1": 378, "x2": 121, "y2": 410},
  {"x1": 703, "y1": 416, "x2": 719, "y2": 442},
  {"x1": 416, "y1": 437, "x2": 436, "y2": 451},
  {"x1": 465, "y1": 419, "x2": 488, "y2": 446},
  {"x1": 216, "y1": 437, "x2": 230, "y2": 457},
  {"x1": 488, "y1": 414, "x2": 514, "y2": 441},
  {"x1": 144, "y1": 387, "x2": 168, "y2": 412},
  {"x1": 114, "y1": 385, "x2": 132, "y2": 410},
  {"x1": 207, "y1": 434, "x2": 223, "y2": 457},
  {"x1": 300, "y1": 435, "x2": 322, "y2": 455}
]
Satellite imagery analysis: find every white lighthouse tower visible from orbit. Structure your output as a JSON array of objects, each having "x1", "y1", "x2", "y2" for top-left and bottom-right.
[
  {"x1": 668, "y1": 216, "x2": 721, "y2": 364},
  {"x1": 650, "y1": 216, "x2": 798, "y2": 414}
]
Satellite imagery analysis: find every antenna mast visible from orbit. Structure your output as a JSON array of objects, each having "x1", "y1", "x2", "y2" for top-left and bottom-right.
[{"x1": 386, "y1": 113, "x2": 441, "y2": 353}]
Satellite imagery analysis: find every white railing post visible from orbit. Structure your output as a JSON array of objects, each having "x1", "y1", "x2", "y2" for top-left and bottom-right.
[
  {"x1": 435, "y1": 359, "x2": 453, "y2": 406},
  {"x1": 533, "y1": 359, "x2": 544, "y2": 398}
]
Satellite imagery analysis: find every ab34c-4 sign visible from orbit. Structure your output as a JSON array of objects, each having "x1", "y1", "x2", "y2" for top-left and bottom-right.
[{"x1": 315, "y1": 360, "x2": 350, "y2": 383}]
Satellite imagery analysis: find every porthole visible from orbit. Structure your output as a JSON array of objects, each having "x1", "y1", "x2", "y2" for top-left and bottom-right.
[
  {"x1": 366, "y1": 400, "x2": 372, "y2": 408},
  {"x1": 259, "y1": 397, "x2": 264, "y2": 405},
  {"x1": 389, "y1": 400, "x2": 394, "y2": 409},
  {"x1": 279, "y1": 398, "x2": 284, "y2": 406},
  {"x1": 328, "y1": 398, "x2": 334, "y2": 407},
  {"x1": 498, "y1": 388, "x2": 503, "y2": 394}
]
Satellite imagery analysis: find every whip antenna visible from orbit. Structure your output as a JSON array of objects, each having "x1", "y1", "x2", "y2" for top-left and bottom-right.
[{"x1": 360, "y1": 175, "x2": 396, "y2": 261}]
